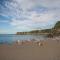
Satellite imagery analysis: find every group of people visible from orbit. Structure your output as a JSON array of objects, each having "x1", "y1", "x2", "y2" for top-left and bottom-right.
[{"x1": 17, "y1": 40, "x2": 43, "y2": 47}]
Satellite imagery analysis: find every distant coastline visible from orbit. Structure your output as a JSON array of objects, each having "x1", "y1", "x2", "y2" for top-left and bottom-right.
[
  {"x1": 16, "y1": 30, "x2": 50, "y2": 35},
  {"x1": 16, "y1": 21, "x2": 60, "y2": 37}
]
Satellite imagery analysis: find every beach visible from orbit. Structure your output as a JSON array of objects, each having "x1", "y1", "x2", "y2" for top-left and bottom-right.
[{"x1": 0, "y1": 37, "x2": 60, "y2": 60}]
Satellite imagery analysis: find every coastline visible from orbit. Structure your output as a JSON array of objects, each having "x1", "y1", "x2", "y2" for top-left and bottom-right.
[{"x1": 0, "y1": 37, "x2": 60, "y2": 60}]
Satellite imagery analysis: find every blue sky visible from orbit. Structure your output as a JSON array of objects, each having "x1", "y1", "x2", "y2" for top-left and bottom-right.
[{"x1": 0, "y1": 0, "x2": 60, "y2": 34}]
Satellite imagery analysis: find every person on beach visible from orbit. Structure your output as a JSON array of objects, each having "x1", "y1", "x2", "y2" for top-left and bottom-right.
[
  {"x1": 17, "y1": 40, "x2": 20, "y2": 45},
  {"x1": 36, "y1": 41, "x2": 43, "y2": 47},
  {"x1": 38, "y1": 42, "x2": 41, "y2": 46}
]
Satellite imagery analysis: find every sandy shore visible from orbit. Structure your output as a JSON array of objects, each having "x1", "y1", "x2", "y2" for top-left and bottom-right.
[{"x1": 0, "y1": 38, "x2": 60, "y2": 60}]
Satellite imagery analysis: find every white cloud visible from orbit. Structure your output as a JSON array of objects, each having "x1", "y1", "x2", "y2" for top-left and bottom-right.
[
  {"x1": 30, "y1": 12, "x2": 54, "y2": 23},
  {"x1": 32, "y1": 0, "x2": 60, "y2": 8},
  {"x1": 1, "y1": 0, "x2": 60, "y2": 20},
  {"x1": 0, "y1": 0, "x2": 60, "y2": 32},
  {"x1": 2, "y1": 0, "x2": 59, "y2": 20},
  {"x1": 9, "y1": 11, "x2": 55, "y2": 30},
  {"x1": 10, "y1": 12, "x2": 54, "y2": 25}
]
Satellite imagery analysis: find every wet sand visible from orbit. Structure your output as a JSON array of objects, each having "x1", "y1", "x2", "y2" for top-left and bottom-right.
[{"x1": 0, "y1": 39, "x2": 60, "y2": 60}]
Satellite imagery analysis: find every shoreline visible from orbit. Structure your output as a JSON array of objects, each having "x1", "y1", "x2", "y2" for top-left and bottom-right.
[{"x1": 0, "y1": 37, "x2": 60, "y2": 60}]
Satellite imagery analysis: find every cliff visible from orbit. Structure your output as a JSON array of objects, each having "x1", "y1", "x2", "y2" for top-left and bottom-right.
[{"x1": 16, "y1": 21, "x2": 60, "y2": 35}]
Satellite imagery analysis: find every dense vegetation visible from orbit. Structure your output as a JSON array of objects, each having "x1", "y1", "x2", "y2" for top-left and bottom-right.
[
  {"x1": 54, "y1": 21, "x2": 60, "y2": 29},
  {"x1": 47, "y1": 21, "x2": 60, "y2": 37},
  {"x1": 53, "y1": 21, "x2": 60, "y2": 36}
]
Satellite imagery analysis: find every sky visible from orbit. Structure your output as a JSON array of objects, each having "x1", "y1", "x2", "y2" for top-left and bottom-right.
[{"x1": 0, "y1": 0, "x2": 60, "y2": 34}]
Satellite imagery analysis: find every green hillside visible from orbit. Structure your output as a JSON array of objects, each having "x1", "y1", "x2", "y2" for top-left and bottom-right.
[
  {"x1": 16, "y1": 21, "x2": 60, "y2": 36},
  {"x1": 48, "y1": 21, "x2": 60, "y2": 37},
  {"x1": 54, "y1": 21, "x2": 60, "y2": 29}
]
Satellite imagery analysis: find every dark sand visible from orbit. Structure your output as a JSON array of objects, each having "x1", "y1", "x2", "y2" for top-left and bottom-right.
[{"x1": 0, "y1": 39, "x2": 60, "y2": 60}]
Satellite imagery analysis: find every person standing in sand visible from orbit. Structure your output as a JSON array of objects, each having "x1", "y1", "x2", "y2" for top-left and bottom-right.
[
  {"x1": 38, "y1": 41, "x2": 43, "y2": 47},
  {"x1": 39, "y1": 42, "x2": 41, "y2": 46},
  {"x1": 17, "y1": 40, "x2": 20, "y2": 45}
]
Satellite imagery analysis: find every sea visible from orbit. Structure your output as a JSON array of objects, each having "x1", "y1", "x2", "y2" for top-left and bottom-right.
[{"x1": 0, "y1": 34, "x2": 47, "y2": 44}]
